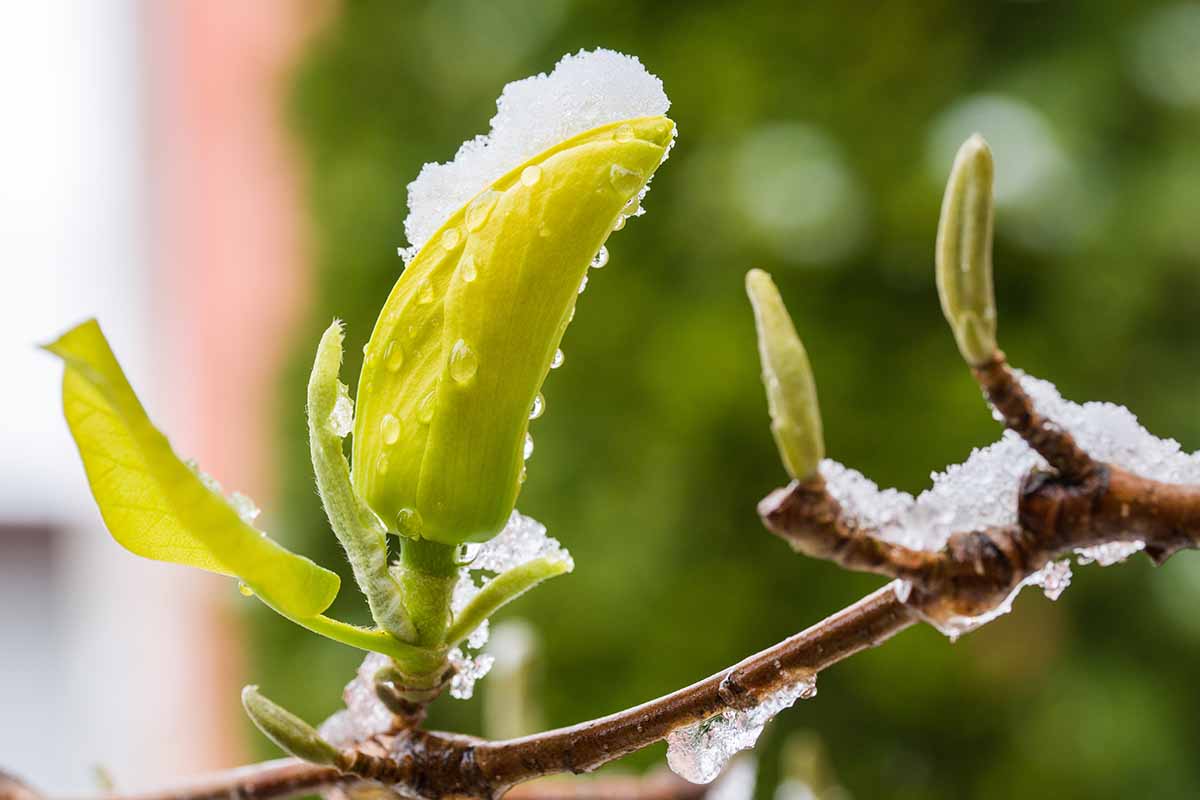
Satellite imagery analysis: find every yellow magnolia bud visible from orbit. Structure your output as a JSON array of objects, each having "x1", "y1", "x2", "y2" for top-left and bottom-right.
[{"x1": 353, "y1": 116, "x2": 675, "y2": 544}]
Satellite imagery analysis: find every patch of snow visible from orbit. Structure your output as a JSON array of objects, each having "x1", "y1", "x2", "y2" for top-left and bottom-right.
[{"x1": 401, "y1": 48, "x2": 670, "y2": 261}]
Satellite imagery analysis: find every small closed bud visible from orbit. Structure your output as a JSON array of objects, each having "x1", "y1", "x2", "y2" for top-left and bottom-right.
[
  {"x1": 935, "y1": 134, "x2": 998, "y2": 367},
  {"x1": 745, "y1": 269, "x2": 825, "y2": 482},
  {"x1": 241, "y1": 686, "x2": 340, "y2": 766}
]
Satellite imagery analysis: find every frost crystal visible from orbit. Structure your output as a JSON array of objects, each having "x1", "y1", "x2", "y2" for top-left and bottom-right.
[
  {"x1": 401, "y1": 48, "x2": 671, "y2": 261},
  {"x1": 444, "y1": 510, "x2": 572, "y2": 700},
  {"x1": 821, "y1": 372, "x2": 1197, "y2": 639},
  {"x1": 229, "y1": 491, "x2": 260, "y2": 524},
  {"x1": 328, "y1": 381, "x2": 354, "y2": 438},
  {"x1": 666, "y1": 675, "x2": 817, "y2": 785},
  {"x1": 1075, "y1": 540, "x2": 1145, "y2": 566},
  {"x1": 318, "y1": 652, "x2": 395, "y2": 747}
]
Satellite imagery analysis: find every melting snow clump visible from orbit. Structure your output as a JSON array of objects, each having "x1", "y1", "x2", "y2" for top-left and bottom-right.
[
  {"x1": 666, "y1": 675, "x2": 817, "y2": 784},
  {"x1": 819, "y1": 372, "x2": 1198, "y2": 639},
  {"x1": 401, "y1": 48, "x2": 671, "y2": 260},
  {"x1": 318, "y1": 652, "x2": 396, "y2": 747},
  {"x1": 446, "y1": 510, "x2": 573, "y2": 699}
]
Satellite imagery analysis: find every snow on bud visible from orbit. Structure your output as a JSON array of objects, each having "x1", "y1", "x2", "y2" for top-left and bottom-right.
[
  {"x1": 935, "y1": 134, "x2": 998, "y2": 367},
  {"x1": 745, "y1": 269, "x2": 825, "y2": 482},
  {"x1": 352, "y1": 117, "x2": 676, "y2": 545},
  {"x1": 242, "y1": 685, "x2": 341, "y2": 766}
]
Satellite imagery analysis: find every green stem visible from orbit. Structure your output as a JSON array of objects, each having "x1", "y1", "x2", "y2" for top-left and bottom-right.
[
  {"x1": 445, "y1": 557, "x2": 571, "y2": 649},
  {"x1": 395, "y1": 537, "x2": 459, "y2": 647}
]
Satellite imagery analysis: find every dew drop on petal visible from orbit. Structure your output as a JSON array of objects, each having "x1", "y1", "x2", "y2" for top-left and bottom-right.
[
  {"x1": 384, "y1": 340, "x2": 404, "y2": 372},
  {"x1": 614, "y1": 123, "x2": 635, "y2": 142},
  {"x1": 520, "y1": 165, "x2": 542, "y2": 186},
  {"x1": 238, "y1": 582, "x2": 254, "y2": 597},
  {"x1": 441, "y1": 227, "x2": 461, "y2": 251},
  {"x1": 523, "y1": 433, "x2": 534, "y2": 460},
  {"x1": 529, "y1": 393, "x2": 545, "y2": 420},
  {"x1": 417, "y1": 278, "x2": 435, "y2": 305},
  {"x1": 578, "y1": 275, "x2": 589, "y2": 294},
  {"x1": 612, "y1": 215, "x2": 627, "y2": 231},
  {"x1": 375, "y1": 452, "x2": 389, "y2": 475},
  {"x1": 591, "y1": 246, "x2": 609, "y2": 269},
  {"x1": 449, "y1": 339, "x2": 479, "y2": 384},
  {"x1": 466, "y1": 191, "x2": 498, "y2": 231},
  {"x1": 609, "y1": 164, "x2": 644, "y2": 195},
  {"x1": 550, "y1": 349, "x2": 565, "y2": 369},
  {"x1": 459, "y1": 255, "x2": 477, "y2": 283},
  {"x1": 380, "y1": 413, "x2": 400, "y2": 445},
  {"x1": 395, "y1": 508, "x2": 422, "y2": 537}
]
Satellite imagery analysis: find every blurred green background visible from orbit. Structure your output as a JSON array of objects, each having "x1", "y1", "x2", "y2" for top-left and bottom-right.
[{"x1": 251, "y1": 1, "x2": 1200, "y2": 797}]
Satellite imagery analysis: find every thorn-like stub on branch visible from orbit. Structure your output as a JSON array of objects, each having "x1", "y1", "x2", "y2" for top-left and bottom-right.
[
  {"x1": 241, "y1": 685, "x2": 341, "y2": 767},
  {"x1": 746, "y1": 269, "x2": 825, "y2": 482},
  {"x1": 936, "y1": 134, "x2": 998, "y2": 368}
]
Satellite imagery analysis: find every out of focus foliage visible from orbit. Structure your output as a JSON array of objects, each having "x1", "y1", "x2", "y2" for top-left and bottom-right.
[{"x1": 254, "y1": 2, "x2": 1200, "y2": 798}]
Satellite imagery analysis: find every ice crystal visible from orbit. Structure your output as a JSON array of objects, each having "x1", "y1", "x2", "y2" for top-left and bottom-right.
[
  {"x1": 820, "y1": 372, "x2": 1197, "y2": 639},
  {"x1": 317, "y1": 652, "x2": 395, "y2": 747},
  {"x1": 666, "y1": 675, "x2": 817, "y2": 785},
  {"x1": 1075, "y1": 540, "x2": 1145, "y2": 566},
  {"x1": 917, "y1": 559, "x2": 1073, "y2": 641},
  {"x1": 401, "y1": 48, "x2": 671, "y2": 261},
  {"x1": 328, "y1": 380, "x2": 354, "y2": 438}
]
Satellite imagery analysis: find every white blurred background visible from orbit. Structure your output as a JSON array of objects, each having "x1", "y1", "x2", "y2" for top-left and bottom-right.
[{"x1": 0, "y1": 2, "x2": 321, "y2": 792}]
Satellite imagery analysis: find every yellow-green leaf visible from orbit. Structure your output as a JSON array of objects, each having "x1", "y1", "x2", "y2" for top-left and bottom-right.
[
  {"x1": 353, "y1": 115, "x2": 675, "y2": 545},
  {"x1": 45, "y1": 320, "x2": 340, "y2": 618}
]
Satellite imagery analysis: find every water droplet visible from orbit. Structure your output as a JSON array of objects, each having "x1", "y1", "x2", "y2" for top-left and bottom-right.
[
  {"x1": 609, "y1": 164, "x2": 644, "y2": 195},
  {"x1": 417, "y1": 278, "x2": 435, "y2": 305},
  {"x1": 361, "y1": 342, "x2": 369, "y2": 355},
  {"x1": 568, "y1": 306, "x2": 576, "y2": 323},
  {"x1": 441, "y1": 227, "x2": 461, "y2": 251},
  {"x1": 466, "y1": 191, "x2": 498, "y2": 231},
  {"x1": 523, "y1": 432, "x2": 535, "y2": 460},
  {"x1": 612, "y1": 215, "x2": 626, "y2": 231},
  {"x1": 578, "y1": 275, "x2": 589, "y2": 294},
  {"x1": 457, "y1": 542, "x2": 482, "y2": 563},
  {"x1": 550, "y1": 349, "x2": 565, "y2": 369},
  {"x1": 448, "y1": 339, "x2": 478, "y2": 384},
  {"x1": 376, "y1": 452, "x2": 389, "y2": 475},
  {"x1": 418, "y1": 391, "x2": 436, "y2": 423},
  {"x1": 520, "y1": 165, "x2": 542, "y2": 186},
  {"x1": 614, "y1": 123, "x2": 635, "y2": 142},
  {"x1": 529, "y1": 393, "x2": 545, "y2": 420},
  {"x1": 238, "y1": 582, "x2": 254, "y2": 597},
  {"x1": 519, "y1": 465, "x2": 528, "y2": 484},
  {"x1": 380, "y1": 413, "x2": 400, "y2": 445},
  {"x1": 396, "y1": 508, "x2": 422, "y2": 537},
  {"x1": 384, "y1": 340, "x2": 404, "y2": 372},
  {"x1": 591, "y1": 246, "x2": 609, "y2": 269},
  {"x1": 459, "y1": 255, "x2": 477, "y2": 283}
]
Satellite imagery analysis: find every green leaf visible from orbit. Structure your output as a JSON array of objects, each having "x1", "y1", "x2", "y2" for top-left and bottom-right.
[
  {"x1": 45, "y1": 319, "x2": 340, "y2": 619},
  {"x1": 241, "y1": 685, "x2": 341, "y2": 766},
  {"x1": 353, "y1": 115, "x2": 675, "y2": 545}
]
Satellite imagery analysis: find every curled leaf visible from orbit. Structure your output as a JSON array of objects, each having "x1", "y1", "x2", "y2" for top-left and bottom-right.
[
  {"x1": 353, "y1": 116, "x2": 676, "y2": 545},
  {"x1": 242, "y1": 685, "x2": 341, "y2": 766},
  {"x1": 45, "y1": 320, "x2": 340, "y2": 619}
]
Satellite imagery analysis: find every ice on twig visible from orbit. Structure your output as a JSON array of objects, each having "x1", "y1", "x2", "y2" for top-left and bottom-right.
[
  {"x1": 666, "y1": 675, "x2": 817, "y2": 785},
  {"x1": 446, "y1": 510, "x2": 573, "y2": 700},
  {"x1": 819, "y1": 372, "x2": 1198, "y2": 639},
  {"x1": 1075, "y1": 540, "x2": 1145, "y2": 566},
  {"x1": 400, "y1": 48, "x2": 671, "y2": 261},
  {"x1": 318, "y1": 652, "x2": 395, "y2": 747},
  {"x1": 917, "y1": 559, "x2": 1073, "y2": 641},
  {"x1": 328, "y1": 380, "x2": 354, "y2": 438}
]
